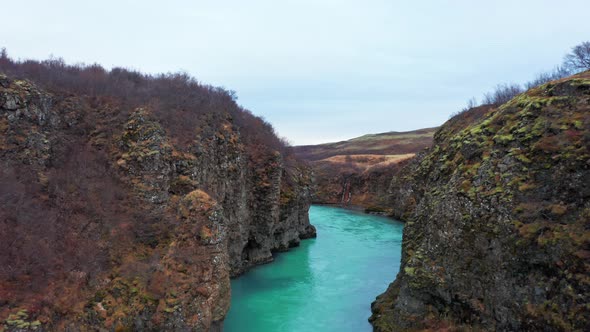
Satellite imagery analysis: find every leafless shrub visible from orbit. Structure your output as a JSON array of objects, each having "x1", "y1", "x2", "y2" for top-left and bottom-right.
[
  {"x1": 0, "y1": 48, "x2": 289, "y2": 156},
  {"x1": 482, "y1": 83, "x2": 523, "y2": 105},
  {"x1": 449, "y1": 97, "x2": 478, "y2": 119},
  {"x1": 525, "y1": 66, "x2": 571, "y2": 89},
  {"x1": 454, "y1": 41, "x2": 588, "y2": 116}
]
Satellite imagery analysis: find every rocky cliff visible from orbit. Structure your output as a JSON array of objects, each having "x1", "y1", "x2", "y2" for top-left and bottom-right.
[
  {"x1": 293, "y1": 129, "x2": 435, "y2": 212},
  {"x1": 0, "y1": 68, "x2": 314, "y2": 331},
  {"x1": 370, "y1": 72, "x2": 590, "y2": 331},
  {"x1": 308, "y1": 154, "x2": 414, "y2": 212}
]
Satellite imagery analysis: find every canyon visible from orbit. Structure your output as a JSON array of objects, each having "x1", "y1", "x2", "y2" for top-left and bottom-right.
[{"x1": 1, "y1": 51, "x2": 589, "y2": 332}]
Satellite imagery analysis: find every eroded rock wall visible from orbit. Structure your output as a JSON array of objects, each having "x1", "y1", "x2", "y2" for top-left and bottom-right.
[
  {"x1": 0, "y1": 74, "x2": 314, "y2": 331},
  {"x1": 370, "y1": 73, "x2": 590, "y2": 331}
]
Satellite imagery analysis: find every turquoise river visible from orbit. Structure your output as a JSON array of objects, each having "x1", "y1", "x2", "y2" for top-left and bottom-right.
[{"x1": 224, "y1": 205, "x2": 404, "y2": 332}]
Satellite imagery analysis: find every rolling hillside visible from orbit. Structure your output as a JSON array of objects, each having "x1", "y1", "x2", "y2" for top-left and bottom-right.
[{"x1": 295, "y1": 127, "x2": 437, "y2": 161}]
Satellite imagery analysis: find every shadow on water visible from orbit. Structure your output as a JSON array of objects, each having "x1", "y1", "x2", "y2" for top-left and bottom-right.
[
  {"x1": 231, "y1": 239, "x2": 316, "y2": 293},
  {"x1": 224, "y1": 205, "x2": 404, "y2": 332}
]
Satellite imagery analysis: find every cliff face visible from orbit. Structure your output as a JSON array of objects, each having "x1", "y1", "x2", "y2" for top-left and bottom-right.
[
  {"x1": 0, "y1": 73, "x2": 314, "y2": 331},
  {"x1": 370, "y1": 72, "x2": 590, "y2": 331},
  {"x1": 309, "y1": 155, "x2": 414, "y2": 212},
  {"x1": 293, "y1": 129, "x2": 435, "y2": 212}
]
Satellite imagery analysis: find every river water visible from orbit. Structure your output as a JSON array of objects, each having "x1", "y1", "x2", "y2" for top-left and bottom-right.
[{"x1": 224, "y1": 205, "x2": 404, "y2": 332}]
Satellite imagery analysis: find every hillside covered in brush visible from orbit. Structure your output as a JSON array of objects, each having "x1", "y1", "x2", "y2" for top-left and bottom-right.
[
  {"x1": 370, "y1": 71, "x2": 590, "y2": 331},
  {"x1": 0, "y1": 53, "x2": 315, "y2": 331},
  {"x1": 293, "y1": 128, "x2": 436, "y2": 211}
]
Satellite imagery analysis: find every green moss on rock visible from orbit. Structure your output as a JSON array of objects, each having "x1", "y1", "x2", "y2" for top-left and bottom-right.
[{"x1": 371, "y1": 71, "x2": 590, "y2": 331}]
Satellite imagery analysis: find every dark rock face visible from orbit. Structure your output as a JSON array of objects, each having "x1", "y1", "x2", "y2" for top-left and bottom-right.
[
  {"x1": 310, "y1": 158, "x2": 411, "y2": 212},
  {"x1": 371, "y1": 72, "x2": 590, "y2": 331},
  {"x1": 173, "y1": 114, "x2": 316, "y2": 277},
  {"x1": 0, "y1": 74, "x2": 314, "y2": 331}
]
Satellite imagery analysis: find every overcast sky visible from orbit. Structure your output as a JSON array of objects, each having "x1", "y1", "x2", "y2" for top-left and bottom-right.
[{"x1": 2, "y1": 1, "x2": 589, "y2": 145}]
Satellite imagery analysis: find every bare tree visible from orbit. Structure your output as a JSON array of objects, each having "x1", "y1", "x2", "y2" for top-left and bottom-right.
[
  {"x1": 465, "y1": 97, "x2": 477, "y2": 111},
  {"x1": 450, "y1": 41, "x2": 584, "y2": 117},
  {"x1": 563, "y1": 41, "x2": 590, "y2": 72},
  {"x1": 0, "y1": 48, "x2": 9, "y2": 68}
]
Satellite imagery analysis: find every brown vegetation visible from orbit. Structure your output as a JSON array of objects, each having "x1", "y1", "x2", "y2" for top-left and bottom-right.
[{"x1": 0, "y1": 50, "x2": 311, "y2": 331}]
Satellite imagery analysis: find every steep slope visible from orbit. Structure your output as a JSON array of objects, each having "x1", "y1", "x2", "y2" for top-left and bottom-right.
[
  {"x1": 293, "y1": 128, "x2": 435, "y2": 211},
  {"x1": 370, "y1": 72, "x2": 590, "y2": 331},
  {"x1": 0, "y1": 66, "x2": 314, "y2": 331}
]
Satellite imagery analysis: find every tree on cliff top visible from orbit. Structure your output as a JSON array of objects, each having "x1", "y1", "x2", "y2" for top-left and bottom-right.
[
  {"x1": 456, "y1": 41, "x2": 589, "y2": 114},
  {"x1": 564, "y1": 41, "x2": 590, "y2": 72}
]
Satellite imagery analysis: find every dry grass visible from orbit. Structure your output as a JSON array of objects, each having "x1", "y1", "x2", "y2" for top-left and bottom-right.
[
  {"x1": 316, "y1": 153, "x2": 415, "y2": 173},
  {"x1": 293, "y1": 128, "x2": 436, "y2": 161}
]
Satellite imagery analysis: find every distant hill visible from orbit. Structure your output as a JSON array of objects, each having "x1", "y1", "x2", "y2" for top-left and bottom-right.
[
  {"x1": 294, "y1": 127, "x2": 437, "y2": 161},
  {"x1": 293, "y1": 128, "x2": 437, "y2": 211}
]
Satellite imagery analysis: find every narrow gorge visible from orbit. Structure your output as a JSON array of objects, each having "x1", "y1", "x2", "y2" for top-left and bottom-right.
[{"x1": 1, "y1": 48, "x2": 589, "y2": 332}]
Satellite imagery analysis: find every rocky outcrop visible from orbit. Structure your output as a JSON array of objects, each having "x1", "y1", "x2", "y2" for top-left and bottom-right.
[
  {"x1": 309, "y1": 156, "x2": 414, "y2": 213},
  {"x1": 293, "y1": 128, "x2": 436, "y2": 213},
  {"x1": 0, "y1": 73, "x2": 314, "y2": 331},
  {"x1": 370, "y1": 72, "x2": 590, "y2": 331}
]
